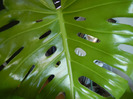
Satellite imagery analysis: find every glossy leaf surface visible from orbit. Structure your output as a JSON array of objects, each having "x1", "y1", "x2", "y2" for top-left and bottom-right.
[{"x1": 0, "y1": 0, "x2": 133, "y2": 99}]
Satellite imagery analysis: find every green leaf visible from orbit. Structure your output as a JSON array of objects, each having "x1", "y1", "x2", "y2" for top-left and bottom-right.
[{"x1": 0, "y1": 0, "x2": 133, "y2": 99}]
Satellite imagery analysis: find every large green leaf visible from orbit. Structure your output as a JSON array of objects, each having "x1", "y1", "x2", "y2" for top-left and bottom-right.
[{"x1": 0, "y1": 0, "x2": 133, "y2": 99}]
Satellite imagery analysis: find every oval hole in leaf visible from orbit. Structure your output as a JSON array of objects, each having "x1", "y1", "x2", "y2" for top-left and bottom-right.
[
  {"x1": 55, "y1": 92, "x2": 65, "y2": 99},
  {"x1": 0, "y1": 47, "x2": 24, "y2": 71},
  {"x1": 0, "y1": 0, "x2": 5, "y2": 11},
  {"x1": 45, "y1": 46, "x2": 57, "y2": 57},
  {"x1": 94, "y1": 60, "x2": 133, "y2": 91},
  {"x1": 78, "y1": 76, "x2": 112, "y2": 97},
  {"x1": 39, "y1": 75, "x2": 55, "y2": 93},
  {"x1": 107, "y1": 18, "x2": 117, "y2": 23},
  {"x1": 56, "y1": 61, "x2": 61, "y2": 67},
  {"x1": 74, "y1": 17, "x2": 86, "y2": 21},
  {"x1": 52, "y1": 0, "x2": 61, "y2": 9},
  {"x1": 39, "y1": 30, "x2": 51, "y2": 39},
  {"x1": 36, "y1": 19, "x2": 43, "y2": 23},
  {"x1": 94, "y1": 60, "x2": 112, "y2": 70},
  {"x1": 77, "y1": 33, "x2": 100, "y2": 43},
  {"x1": 75, "y1": 48, "x2": 86, "y2": 56},
  {"x1": 118, "y1": 44, "x2": 133, "y2": 54},
  {"x1": 0, "y1": 20, "x2": 19, "y2": 32}
]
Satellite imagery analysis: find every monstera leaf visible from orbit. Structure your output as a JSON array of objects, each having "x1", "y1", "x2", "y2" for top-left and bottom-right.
[{"x1": 0, "y1": 0, "x2": 133, "y2": 99}]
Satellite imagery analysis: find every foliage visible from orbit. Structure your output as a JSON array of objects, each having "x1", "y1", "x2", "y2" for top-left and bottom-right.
[{"x1": 0, "y1": 0, "x2": 133, "y2": 99}]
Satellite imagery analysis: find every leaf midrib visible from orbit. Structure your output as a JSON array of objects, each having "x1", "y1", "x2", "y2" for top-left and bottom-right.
[{"x1": 57, "y1": 9, "x2": 74, "y2": 99}]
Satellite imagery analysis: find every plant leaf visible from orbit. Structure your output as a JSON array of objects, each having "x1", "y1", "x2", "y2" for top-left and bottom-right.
[{"x1": 0, "y1": 0, "x2": 133, "y2": 99}]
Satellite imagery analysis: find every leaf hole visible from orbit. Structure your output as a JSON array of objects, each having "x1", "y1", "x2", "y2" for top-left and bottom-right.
[
  {"x1": 0, "y1": 20, "x2": 19, "y2": 32},
  {"x1": 39, "y1": 75, "x2": 55, "y2": 93},
  {"x1": 18, "y1": 65, "x2": 35, "y2": 87},
  {"x1": 75, "y1": 48, "x2": 86, "y2": 56},
  {"x1": 107, "y1": 18, "x2": 117, "y2": 23},
  {"x1": 36, "y1": 19, "x2": 43, "y2": 23},
  {"x1": 21, "y1": 65, "x2": 35, "y2": 83},
  {"x1": 94, "y1": 60, "x2": 133, "y2": 91},
  {"x1": 55, "y1": 92, "x2": 65, "y2": 99},
  {"x1": 56, "y1": 61, "x2": 61, "y2": 67},
  {"x1": 74, "y1": 17, "x2": 86, "y2": 21},
  {"x1": 45, "y1": 46, "x2": 57, "y2": 57},
  {"x1": 118, "y1": 44, "x2": 133, "y2": 54},
  {"x1": 94, "y1": 60, "x2": 112, "y2": 70},
  {"x1": 0, "y1": 0, "x2": 5, "y2": 11},
  {"x1": 78, "y1": 76, "x2": 112, "y2": 97},
  {"x1": 0, "y1": 47, "x2": 24, "y2": 71},
  {"x1": 39, "y1": 30, "x2": 51, "y2": 39},
  {"x1": 77, "y1": 33, "x2": 100, "y2": 43},
  {"x1": 52, "y1": 0, "x2": 61, "y2": 9}
]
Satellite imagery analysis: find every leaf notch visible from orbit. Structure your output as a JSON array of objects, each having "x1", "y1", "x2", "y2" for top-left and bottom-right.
[{"x1": 94, "y1": 60, "x2": 133, "y2": 91}]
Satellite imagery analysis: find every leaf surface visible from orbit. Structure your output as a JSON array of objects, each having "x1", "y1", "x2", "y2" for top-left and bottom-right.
[{"x1": 0, "y1": 0, "x2": 133, "y2": 99}]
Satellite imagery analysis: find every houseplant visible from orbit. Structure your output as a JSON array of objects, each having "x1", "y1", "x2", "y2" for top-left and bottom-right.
[{"x1": 0, "y1": 0, "x2": 133, "y2": 99}]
